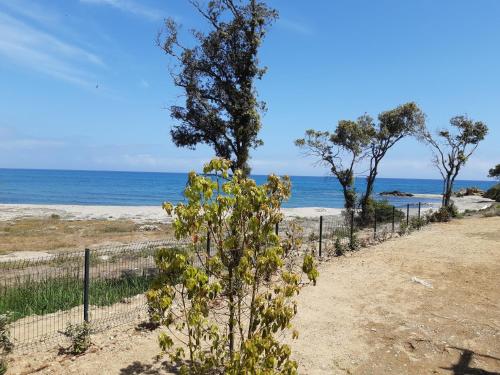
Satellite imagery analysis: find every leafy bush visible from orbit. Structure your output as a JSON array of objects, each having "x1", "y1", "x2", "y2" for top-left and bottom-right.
[
  {"x1": 147, "y1": 158, "x2": 318, "y2": 374},
  {"x1": 429, "y1": 206, "x2": 452, "y2": 222},
  {"x1": 64, "y1": 322, "x2": 91, "y2": 354},
  {"x1": 0, "y1": 314, "x2": 13, "y2": 375},
  {"x1": 484, "y1": 183, "x2": 500, "y2": 202},
  {"x1": 362, "y1": 199, "x2": 404, "y2": 225}
]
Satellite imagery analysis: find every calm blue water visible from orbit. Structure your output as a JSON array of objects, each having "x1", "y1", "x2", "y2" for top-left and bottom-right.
[{"x1": 0, "y1": 169, "x2": 495, "y2": 208}]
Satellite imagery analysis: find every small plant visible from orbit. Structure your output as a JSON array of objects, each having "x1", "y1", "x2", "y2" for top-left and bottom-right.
[
  {"x1": 50, "y1": 213, "x2": 61, "y2": 220},
  {"x1": 361, "y1": 199, "x2": 404, "y2": 226},
  {"x1": 398, "y1": 221, "x2": 408, "y2": 236},
  {"x1": 349, "y1": 232, "x2": 360, "y2": 251},
  {"x1": 484, "y1": 183, "x2": 500, "y2": 202},
  {"x1": 63, "y1": 322, "x2": 91, "y2": 354},
  {"x1": 334, "y1": 238, "x2": 345, "y2": 256},
  {"x1": 0, "y1": 314, "x2": 13, "y2": 375}
]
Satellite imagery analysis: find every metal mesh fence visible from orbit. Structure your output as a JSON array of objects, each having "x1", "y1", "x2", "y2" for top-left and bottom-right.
[
  {"x1": 0, "y1": 240, "x2": 184, "y2": 349},
  {"x1": 1, "y1": 203, "x2": 431, "y2": 349}
]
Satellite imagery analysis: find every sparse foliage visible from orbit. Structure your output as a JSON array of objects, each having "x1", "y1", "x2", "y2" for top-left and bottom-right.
[
  {"x1": 0, "y1": 314, "x2": 13, "y2": 375},
  {"x1": 488, "y1": 164, "x2": 500, "y2": 180},
  {"x1": 295, "y1": 118, "x2": 373, "y2": 210},
  {"x1": 359, "y1": 102, "x2": 426, "y2": 223},
  {"x1": 423, "y1": 116, "x2": 488, "y2": 207},
  {"x1": 295, "y1": 103, "x2": 424, "y2": 222},
  {"x1": 147, "y1": 158, "x2": 318, "y2": 374},
  {"x1": 64, "y1": 322, "x2": 91, "y2": 354},
  {"x1": 158, "y1": 0, "x2": 278, "y2": 175}
]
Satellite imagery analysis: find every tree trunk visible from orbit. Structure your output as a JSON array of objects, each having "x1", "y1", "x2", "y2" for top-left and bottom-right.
[{"x1": 360, "y1": 170, "x2": 377, "y2": 224}]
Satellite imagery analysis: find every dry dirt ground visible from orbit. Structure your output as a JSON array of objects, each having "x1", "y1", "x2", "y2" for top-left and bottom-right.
[
  {"x1": 6, "y1": 216, "x2": 500, "y2": 374},
  {"x1": 0, "y1": 218, "x2": 174, "y2": 254}
]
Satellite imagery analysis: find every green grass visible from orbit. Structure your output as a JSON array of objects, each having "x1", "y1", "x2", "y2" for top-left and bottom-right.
[{"x1": 0, "y1": 274, "x2": 154, "y2": 321}]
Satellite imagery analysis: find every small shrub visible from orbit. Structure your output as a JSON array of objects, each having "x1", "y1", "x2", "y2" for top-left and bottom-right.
[
  {"x1": 484, "y1": 183, "x2": 500, "y2": 202},
  {"x1": 334, "y1": 238, "x2": 344, "y2": 256},
  {"x1": 63, "y1": 322, "x2": 91, "y2": 354},
  {"x1": 349, "y1": 233, "x2": 359, "y2": 251},
  {"x1": 0, "y1": 314, "x2": 12, "y2": 375},
  {"x1": 398, "y1": 221, "x2": 408, "y2": 235},
  {"x1": 362, "y1": 199, "x2": 404, "y2": 225},
  {"x1": 50, "y1": 213, "x2": 61, "y2": 220},
  {"x1": 430, "y1": 207, "x2": 451, "y2": 222}
]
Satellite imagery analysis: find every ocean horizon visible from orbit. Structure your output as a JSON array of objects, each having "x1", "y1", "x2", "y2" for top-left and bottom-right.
[{"x1": 0, "y1": 168, "x2": 495, "y2": 209}]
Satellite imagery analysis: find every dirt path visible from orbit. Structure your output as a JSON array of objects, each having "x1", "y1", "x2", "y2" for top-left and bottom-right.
[{"x1": 7, "y1": 216, "x2": 500, "y2": 374}]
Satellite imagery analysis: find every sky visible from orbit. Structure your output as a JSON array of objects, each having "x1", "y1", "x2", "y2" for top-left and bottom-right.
[{"x1": 0, "y1": 0, "x2": 499, "y2": 180}]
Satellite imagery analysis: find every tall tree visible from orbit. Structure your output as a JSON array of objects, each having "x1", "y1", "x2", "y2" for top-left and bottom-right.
[
  {"x1": 158, "y1": 0, "x2": 278, "y2": 175},
  {"x1": 488, "y1": 164, "x2": 500, "y2": 180},
  {"x1": 424, "y1": 116, "x2": 488, "y2": 207},
  {"x1": 359, "y1": 102, "x2": 426, "y2": 223},
  {"x1": 295, "y1": 117, "x2": 373, "y2": 210}
]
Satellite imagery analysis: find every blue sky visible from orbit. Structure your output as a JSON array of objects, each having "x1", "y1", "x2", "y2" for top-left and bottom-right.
[{"x1": 0, "y1": 0, "x2": 498, "y2": 179}]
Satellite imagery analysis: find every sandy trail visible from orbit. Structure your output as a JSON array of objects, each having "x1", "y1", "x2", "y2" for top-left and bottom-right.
[{"x1": 6, "y1": 216, "x2": 500, "y2": 374}]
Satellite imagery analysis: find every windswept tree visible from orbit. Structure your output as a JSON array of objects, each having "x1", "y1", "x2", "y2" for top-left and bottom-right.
[
  {"x1": 295, "y1": 117, "x2": 373, "y2": 210},
  {"x1": 158, "y1": 0, "x2": 278, "y2": 175},
  {"x1": 424, "y1": 116, "x2": 488, "y2": 207},
  {"x1": 359, "y1": 102, "x2": 426, "y2": 223},
  {"x1": 488, "y1": 164, "x2": 500, "y2": 180}
]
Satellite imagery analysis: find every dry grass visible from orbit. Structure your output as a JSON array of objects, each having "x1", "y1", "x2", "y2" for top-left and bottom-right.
[{"x1": 0, "y1": 218, "x2": 174, "y2": 254}]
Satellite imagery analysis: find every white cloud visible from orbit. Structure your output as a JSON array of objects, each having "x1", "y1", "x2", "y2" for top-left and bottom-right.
[
  {"x1": 0, "y1": 0, "x2": 60, "y2": 25},
  {"x1": 0, "y1": 127, "x2": 66, "y2": 151},
  {"x1": 278, "y1": 18, "x2": 313, "y2": 36},
  {"x1": 140, "y1": 79, "x2": 150, "y2": 88},
  {"x1": 0, "y1": 11, "x2": 104, "y2": 87},
  {"x1": 80, "y1": 0, "x2": 163, "y2": 21}
]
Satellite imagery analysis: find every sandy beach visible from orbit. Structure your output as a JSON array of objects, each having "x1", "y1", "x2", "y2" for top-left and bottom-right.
[{"x1": 0, "y1": 195, "x2": 494, "y2": 223}]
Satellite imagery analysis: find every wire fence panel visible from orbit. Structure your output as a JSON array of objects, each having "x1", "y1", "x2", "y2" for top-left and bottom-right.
[{"x1": 0, "y1": 240, "x2": 182, "y2": 349}]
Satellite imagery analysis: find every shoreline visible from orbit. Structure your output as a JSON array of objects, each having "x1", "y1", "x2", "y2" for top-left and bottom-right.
[{"x1": 0, "y1": 195, "x2": 495, "y2": 223}]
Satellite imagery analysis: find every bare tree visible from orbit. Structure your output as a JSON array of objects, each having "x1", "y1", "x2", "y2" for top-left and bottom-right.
[{"x1": 424, "y1": 116, "x2": 488, "y2": 207}]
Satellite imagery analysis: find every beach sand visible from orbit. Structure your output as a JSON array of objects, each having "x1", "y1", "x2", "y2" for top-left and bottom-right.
[
  {"x1": 0, "y1": 204, "x2": 344, "y2": 223},
  {"x1": 0, "y1": 195, "x2": 494, "y2": 223}
]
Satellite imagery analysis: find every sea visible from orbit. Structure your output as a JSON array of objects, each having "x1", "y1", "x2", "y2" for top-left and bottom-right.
[{"x1": 0, "y1": 169, "x2": 495, "y2": 209}]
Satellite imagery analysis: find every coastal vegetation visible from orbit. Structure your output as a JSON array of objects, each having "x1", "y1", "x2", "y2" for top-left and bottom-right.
[
  {"x1": 295, "y1": 118, "x2": 372, "y2": 210},
  {"x1": 423, "y1": 116, "x2": 488, "y2": 208},
  {"x1": 147, "y1": 158, "x2": 318, "y2": 373},
  {"x1": 296, "y1": 102, "x2": 425, "y2": 223},
  {"x1": 485, "y1": 164, "x2": 500, "y2": 202},
  {"x1": 488, "y1": 164, "x2": 500, "y2": 179},
  {"x1": 158, "y1": 0, "x2": 277, "y2": 175}
]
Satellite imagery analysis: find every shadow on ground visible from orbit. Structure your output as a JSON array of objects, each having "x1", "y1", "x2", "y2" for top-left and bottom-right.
[
  {"x1": 441, "y1": 347, "x2": 500, "y2": 375},
  {"x1": 119, "y1": 361, "x2": 179, "y2": 375}
]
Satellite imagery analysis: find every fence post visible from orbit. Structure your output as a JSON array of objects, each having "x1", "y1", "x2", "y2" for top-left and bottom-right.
[
  {"x1": 406, "y1": 204, "x2": 410, "y2": 227},
  {"x1": 83, "y1": 248, "x2": 90, "y2": 323},
  {"x1": 418, "y1": 202, "x2": 421, "y2": 229},
  {"x1": 392, "y1": 206, "x2": 395, "y2": 233},
  {"x1": 373, "y1": 211, "x2": 377, "y2": 240},
  {"x1": 350, "y1": 210, "x2": 354, "y2": 249},
  {"x1": 319, "y1": 216, "x2": 323, "y2": 257}
]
